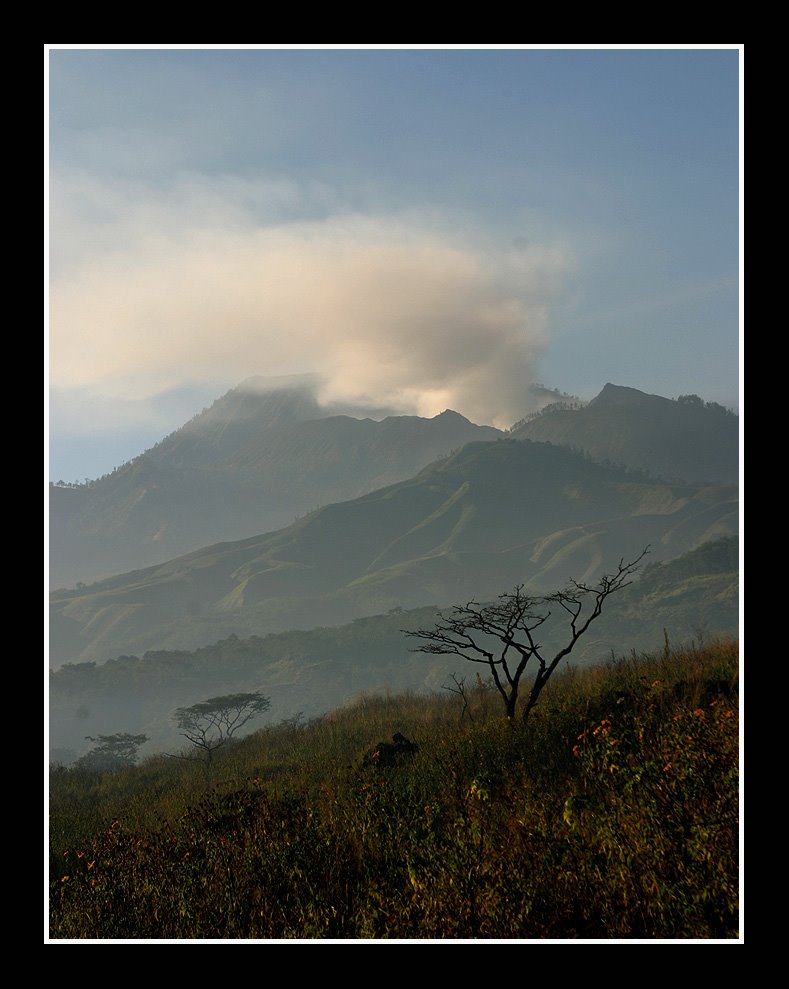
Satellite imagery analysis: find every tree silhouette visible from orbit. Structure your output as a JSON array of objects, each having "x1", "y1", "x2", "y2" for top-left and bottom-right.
[
  {"x1": 406, "y1": 549, "x2": 648, "y2": 720},
  {"x1": 174, "y1": 692, "x2": 270, "y2": 762},
  {"x1": 75, "y1": 732, "x2": 149, "y2": 771}
]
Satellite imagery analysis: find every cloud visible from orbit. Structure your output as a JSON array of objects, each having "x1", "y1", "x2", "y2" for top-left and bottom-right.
[{"x1": 49, "y1": 174, "x2": 570, "y2": 429}]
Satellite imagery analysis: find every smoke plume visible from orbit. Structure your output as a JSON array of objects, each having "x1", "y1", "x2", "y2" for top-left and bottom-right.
[{"x1": 50, "y1": 173, "x2": 569, "y2": 429}]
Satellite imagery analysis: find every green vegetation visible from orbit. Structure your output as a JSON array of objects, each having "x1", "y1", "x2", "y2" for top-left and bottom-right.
[
  {"x1": 49, "y1": 639, "x2": 739, "y2": 939},
  {"x1": 49, "y1": 437, "x2": 737, "y2": 667},
  {"x1": 49, "y1": 538, "x2": 738, "y2": 757}
]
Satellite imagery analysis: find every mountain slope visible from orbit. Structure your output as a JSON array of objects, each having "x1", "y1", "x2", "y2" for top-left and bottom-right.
[
  {"x1": 510, "y1": 383, "x2": 738, "y2": 485},
  {"x1": 50, "y1": 378, "x2": 501, "y2": 587},
  {"x1": 50, "y1": 439, "x2": 738, "y2": 667},
  {"x1": 49, "y1": 537, "x2": 738, "y2": 756}
]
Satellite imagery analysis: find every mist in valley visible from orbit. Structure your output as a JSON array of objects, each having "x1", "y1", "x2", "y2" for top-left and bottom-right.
[{"x1": 46, "y1": 48, "x2": 741, "y2": 941}]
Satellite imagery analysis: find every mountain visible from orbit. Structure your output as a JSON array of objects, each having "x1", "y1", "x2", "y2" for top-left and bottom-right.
[
  {"x1": 509, "y1": 384, "x2": 738, "y2": 485},
  {"x1": 50, "y1": 438, "x2": 738, "y2": 667},
  {"x1": 49, "y1": 537, "x2": 738, "y2": 757},
  {"x1": 49, "y1": 377, "x2": 502, "y2": 587}
]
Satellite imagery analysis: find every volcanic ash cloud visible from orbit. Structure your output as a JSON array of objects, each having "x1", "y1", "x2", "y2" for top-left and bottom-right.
[{"x1": 50, "y1": 180, "x2": 570, "y2": 428}]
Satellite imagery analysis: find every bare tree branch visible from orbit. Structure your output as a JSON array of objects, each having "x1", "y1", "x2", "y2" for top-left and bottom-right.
[
  {"x1": 405, "y1": 548, "x2": 649, "y2": 721},
  {"x1": 442, "y1": 674, "x2": 475, "y2": 722}
]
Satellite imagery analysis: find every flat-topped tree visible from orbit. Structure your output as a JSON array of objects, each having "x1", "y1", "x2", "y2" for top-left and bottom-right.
[
  {"x1": 406, "y1": 549, "x2": 648, "y2": 721},
  {"x1": 75, "y1": 732, "x2": 149, "y2": 771},
  {"x1": 174, "y1": 692, "x2": 270, "y2": 762}
]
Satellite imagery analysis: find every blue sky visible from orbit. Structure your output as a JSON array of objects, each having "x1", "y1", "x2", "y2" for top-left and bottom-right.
[{"x1": 47, "y1": 47, "x2": 741, "y2": 481}]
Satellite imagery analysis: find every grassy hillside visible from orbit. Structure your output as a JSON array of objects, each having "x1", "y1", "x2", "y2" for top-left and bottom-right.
[
  {"x1": 50, "y1": 440, "x2": 738, "y2": 667},
  {"x1": 49, "y1": 538, "x2": 738, "y2": 759},
  {"x1": 49, "y1": 639, "x2": 739, "y2": 940}
]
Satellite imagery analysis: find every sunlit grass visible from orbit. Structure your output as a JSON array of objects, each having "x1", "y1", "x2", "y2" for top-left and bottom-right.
[{"x1": 49, "y1": 638, "x2": 739, "y2": 939}]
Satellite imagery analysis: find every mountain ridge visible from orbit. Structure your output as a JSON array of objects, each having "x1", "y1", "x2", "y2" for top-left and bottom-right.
[
  {"x1": 49, "y1": 536, "x2": 738, "y2": 756},
  {"x1": 50, "y1": 438, "x2": 738, "y2": 667},
  {"x1": 510, "y1": 383, "x2": 737, "y2": 485},
  {"x1": 50, "y1": 380, "x2": 502, "y2": 587}
]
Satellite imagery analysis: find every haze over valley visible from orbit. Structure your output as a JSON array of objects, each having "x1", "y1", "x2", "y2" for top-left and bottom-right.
[
  {"x1": 49, "y1": 376, "x2": 739, "y2": 756},
  {"x1": 47, "y1": 49, "x2": 741, "y2": 940},
  {"x1": 46, "y1": 46, "x2": 740, "y2": 753}
]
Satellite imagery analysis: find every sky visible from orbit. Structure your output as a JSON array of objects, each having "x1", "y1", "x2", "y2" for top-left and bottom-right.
[{"x1": 46, "y1": 46, "x2": 742, "y2": 482}]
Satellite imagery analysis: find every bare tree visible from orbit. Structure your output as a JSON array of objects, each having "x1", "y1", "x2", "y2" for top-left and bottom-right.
[
  {"x1": 442, "y1": 673, "x2": 475, "y2": 722},
  {"x1": 406, "y1": 549, "x2": 648, "y2": 721},
  {"x1": 174, "y1": 692, "x2": 270, "y2": 762}
]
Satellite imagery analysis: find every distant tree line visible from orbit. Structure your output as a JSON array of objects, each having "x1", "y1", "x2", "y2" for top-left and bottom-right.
[
  {"x1": 508, "y1": 393, "x2": 737, "y2": 435},
  {"x1": 509, "y1": 401, "x2": 588, "y2": 432},
  {"x1": 676, "y1": 394, "x2": 737, "y2": 417},
  {"x1": 50, "y1": 448, "x2": 168, "y2": 490}
]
